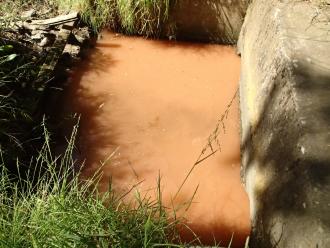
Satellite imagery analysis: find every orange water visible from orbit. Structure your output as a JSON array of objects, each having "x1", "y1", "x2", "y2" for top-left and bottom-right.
[{"x1": 65, "y1": 31, "x2": 250, "y2": 247}]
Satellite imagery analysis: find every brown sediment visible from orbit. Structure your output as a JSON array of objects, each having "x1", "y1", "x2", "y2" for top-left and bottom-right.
[{"x1": 65, "y1": 31, "x2": 250, "y2": 247}]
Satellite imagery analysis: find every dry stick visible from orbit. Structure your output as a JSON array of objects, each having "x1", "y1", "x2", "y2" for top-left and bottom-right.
[
  {"x1": 117, "y1": 179, "x2": 145, "y2": 202},
  {"x1": 173, "y1": 89, "x2": 238, "y2": 200},
  {"x1": 128, "y1": 159, "x2": 139, "y2": 179}
]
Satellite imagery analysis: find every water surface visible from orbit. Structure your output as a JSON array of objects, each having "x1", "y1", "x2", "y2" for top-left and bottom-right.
[{"x1": 65, "y1": 31, "x2": 250, "y2": 246}]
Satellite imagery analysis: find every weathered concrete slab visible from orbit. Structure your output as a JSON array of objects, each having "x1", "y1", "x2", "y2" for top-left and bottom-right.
[
  {"x1": 170, "y1": 0, "x2": 249, "y2": 44},
  {"x1": 238, "y1": 0, "x2": 330, "y2": 247}
]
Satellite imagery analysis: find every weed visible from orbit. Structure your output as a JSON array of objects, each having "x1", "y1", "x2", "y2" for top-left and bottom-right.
[
  {"x1": 0, "y1": 0, "x2": 58, "y2": 28},
  {"x1": 55, "y1": 0, "x2": 175, "y2": 36},
  {"x1": 1, "y1": 0, "x2": 175, "y2": 36},
  {"x1": 0, "y1": 42, "x2": 49, "y2": 168},
  {"x1": 0, "y1": 122, "x2": 185, "y2": 247}
]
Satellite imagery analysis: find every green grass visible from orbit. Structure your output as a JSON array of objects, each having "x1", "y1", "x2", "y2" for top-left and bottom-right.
[
  {"x1": 0, "y1": 0, "x2": 175, "y2": 36},
  {"x1": 56, "y1": 0, "x2": 175, "y2": 36},
  {"x1": 0, "y1": 2, "x2": 184, "y2": 246},
  {"x1": 0, "y1": 123, "x2": 186, "y2": 247},
  {"x1": 0, "y1": 0, "x2": 58, "y2": 28},
  {"x1": 0, "y1": 43, "x2": 48, "y2": 167},
  {"x1": 0, "y1": 1, "x2": 64, "y2": 168},
  {"x1": 0, "y1": 40, "x2": 188, "y2": 245},
  {"x1": 0, "y1": 2, "x2": 249, "y2": 247}
]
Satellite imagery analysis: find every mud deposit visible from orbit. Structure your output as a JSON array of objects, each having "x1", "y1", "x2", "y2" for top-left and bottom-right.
[{"x1": 65, "y1": 31, "x2": 250, "y2": 246}]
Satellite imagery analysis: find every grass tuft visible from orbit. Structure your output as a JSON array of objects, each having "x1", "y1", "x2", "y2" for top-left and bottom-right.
[
  {"x1": 0, "y1": 0, "x2": 175, "y2": 36},
  {"x1": 0, "y1": 122, "x2": 184, "y2": 247},
  {"x1": 0, "y1": 42, "x2": 48, "y2": 167},
  {"x1": 56, "y1": 0, "x2": 175, "y2": 36}
]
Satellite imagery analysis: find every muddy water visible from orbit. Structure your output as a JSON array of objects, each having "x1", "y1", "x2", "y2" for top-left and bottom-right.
[{"x1": 65, "y1": 31, "x2": 250, "y2": 246}]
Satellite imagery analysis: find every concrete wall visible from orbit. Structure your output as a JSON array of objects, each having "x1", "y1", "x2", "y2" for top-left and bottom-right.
[
  {"x1": 166, "y1": 0, "x2": 249, "y2": 44},
  {"x1": 238, "y1": 0, "x2": 330, "y2": 247}
]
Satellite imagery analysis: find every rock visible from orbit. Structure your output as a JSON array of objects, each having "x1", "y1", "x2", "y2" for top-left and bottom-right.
[
  {"x1": 39, "y1": 37, "x2": 50, "y2": 47},
  {"x1": 73, "y1": 27, "x2": 90, "y2": 44},
  {"x1": 22, "y1": 9, "x2": 36, "y2": 19},
  {"x1": 31, "y1": 32, "x2": 43, "y2": 40},
  {"x1": 238, "y1": 0, "x2": 330, "y2": 247},
  {"x1": 41, "y1": 8, "x2": 52, "y2": 16},
  {"x1": 63, "y1": 44, "x2": 80, "y2": 58}
]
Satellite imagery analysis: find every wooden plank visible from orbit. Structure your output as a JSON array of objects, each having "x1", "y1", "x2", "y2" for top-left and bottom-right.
[{"x1": 30, "y1": 12, "x2": 78, "y2": 26}]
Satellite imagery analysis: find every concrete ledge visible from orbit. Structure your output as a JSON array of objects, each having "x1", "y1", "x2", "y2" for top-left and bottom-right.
[
  {"x1": 238, "y1": 0, "x2": 330, "y2": 247},
  {"x1": 170, "y1": 0, "x2": 248, "y2": 44}
]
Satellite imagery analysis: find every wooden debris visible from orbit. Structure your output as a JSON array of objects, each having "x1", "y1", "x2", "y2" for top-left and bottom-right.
[
  {"x1": 36, "y1": 20, "x2": 78, "y2": 85},
  {"x1": 20, "y1": 12, "x2": 78, "y2": 31},
  {"x1": 2, "y1": 11, "x2": 90, "y2": 89},
  {"x1": 30, "y1": 12, "x2": 78, "y2": 26}
]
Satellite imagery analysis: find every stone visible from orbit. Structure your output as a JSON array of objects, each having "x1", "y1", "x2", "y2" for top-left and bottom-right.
[
  {"x1": 31, "y1": 32, "x2": 43, "y2": 40},
  {"x1": 238, "y1": 0, "x2": 330, "y2": 247},
  {"x1": 73, "y1": 27, "x2": 90, "y2": 44},
  {"x1": 22, "y1": 9, "x2": 36, "y2": 19},
  {"x1": 39, "y1": 37, "x2": 49, "y2": 47},
  {"x1": 63, "y1": 44, "x2": 80, "y2": 58}
]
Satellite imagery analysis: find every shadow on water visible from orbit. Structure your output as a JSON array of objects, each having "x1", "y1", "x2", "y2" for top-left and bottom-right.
[
  {"x1": 63, "y1": 48, "x2": 120, "y2": 174},
  {"x1": 62, "y1": 43, "x2": 159, "y2": 194}
]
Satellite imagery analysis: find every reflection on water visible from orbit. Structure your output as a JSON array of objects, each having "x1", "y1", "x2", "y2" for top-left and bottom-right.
[{"x1": 64, "y1": 31, "x2": 250, "y2": 247}]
